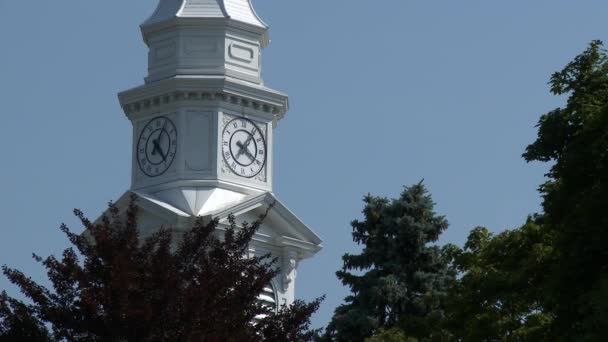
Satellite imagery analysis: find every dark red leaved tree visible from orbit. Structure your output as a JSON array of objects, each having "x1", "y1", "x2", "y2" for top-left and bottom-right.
[{"x1": 0, "y1": 195, "x2": 321, "y2": 342}]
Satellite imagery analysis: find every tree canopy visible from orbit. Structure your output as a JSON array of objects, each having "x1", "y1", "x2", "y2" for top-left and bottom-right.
[
  {"x1": 522, "y1": 39, "x2": 608, "y2": 339},
  {"x1": 325, "y1": 40, "x2": 608, "y2": 341},
  {"x1": 0, "y1": 195, "x2": 321, "y2": 342},
  {"x1": 322, "y1": 183, "x2": 454, "y2": 341}
]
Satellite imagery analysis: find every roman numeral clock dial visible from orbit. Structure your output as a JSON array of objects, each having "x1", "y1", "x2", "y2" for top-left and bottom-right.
[
  {"x1": 222, "y1": 118, "x2": 266, "y2": 178},
  {"x1": 137, "y1": 116, "x2": 178, "y2": 177}
]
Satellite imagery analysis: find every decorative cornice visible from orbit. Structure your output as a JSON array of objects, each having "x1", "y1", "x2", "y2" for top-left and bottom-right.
[
  {"x1": 118, "y1": 76, "x2": 288, "y2": 123},
  {"x1": 121, "y1": 90, "x2": 282, "y2": 116}
]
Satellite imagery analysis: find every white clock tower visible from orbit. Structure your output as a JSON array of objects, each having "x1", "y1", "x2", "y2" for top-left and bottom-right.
[{"x1": 110, "y1": 0, "x2": 322, "y2": 307}]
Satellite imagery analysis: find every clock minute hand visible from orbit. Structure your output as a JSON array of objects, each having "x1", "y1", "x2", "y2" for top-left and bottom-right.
[
  {"x1": 243, "y1": 149, "x2": 255, "y2": 162},
  {"x1": 158, "y1": 119, "x2": 170, "y2": 143}
]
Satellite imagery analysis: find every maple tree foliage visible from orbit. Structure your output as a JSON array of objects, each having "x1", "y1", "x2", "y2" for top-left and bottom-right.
[{"x1": 0, "y1": 195, "x2": 321, "y2": 342}]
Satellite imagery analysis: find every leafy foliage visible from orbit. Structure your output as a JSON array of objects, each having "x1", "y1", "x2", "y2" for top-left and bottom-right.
[
  {"x1": 365, "y1": 327, "x2": 417, "y2": 342},
  {"x1": 440, "y1": 40, "x2": 608, "y2": 341},
  {"x1": 325, "y1": 40, "x2": 608, "y2": 341},
  {"x1": 0, "y1": 195, "x2": 321, "y2": 342},
  {"x1": 443, "y1": 220, "x2": 554, "y2": 341},
  {"x1": 524, "y1": 41, "x2": 608, "y2": 339},
  {"x1": 522, "y1": 39, "x2": 608, "y2": 340},
  {"x1": 322, "y1": 183, "x2": 454, "y2": 342}
]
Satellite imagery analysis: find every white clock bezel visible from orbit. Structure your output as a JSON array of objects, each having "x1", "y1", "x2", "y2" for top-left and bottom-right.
[
  {"x1": 136, "y1": 116, "x2": 178, "y2": 178},
  {"x1": 221, "y1": 117, "x2": 267, "y2": 178}
]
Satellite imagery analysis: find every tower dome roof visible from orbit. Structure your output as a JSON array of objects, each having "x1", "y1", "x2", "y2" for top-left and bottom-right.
[{"x1": 143, "y1": 0, "x2": 267, "y2": 29}]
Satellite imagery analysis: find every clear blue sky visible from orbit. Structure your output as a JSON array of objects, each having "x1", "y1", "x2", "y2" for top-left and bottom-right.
[{"x1": 0, "y1": 0, "x2": 606, "y2": 329}]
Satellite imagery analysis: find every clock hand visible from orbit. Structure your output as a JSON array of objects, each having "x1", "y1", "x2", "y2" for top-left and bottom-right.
[
  {"x1": 243, "y1": 149, "x2": 255, "y2": 162},
  {"x1": 236, "y1": 135, "x2": 254, "y2": 158},
  {"x1": 152, "y1": 139, "x2": 167, "y2": 161},
  {"x1": 151, "y1": 139, "x2": 160, "y2": 156},
  {"x1": 236, "y1": 140, "x2": 246, "y2": 158},
  {"x1": 158, "y1": 119, "x2": 169, "y2": 143},
  {"x1": 243, "y1": 135, "x2": 253, "y2": 148},
  {"x1": 153, "y1": 118, "x2": 171, "y2": 161}
]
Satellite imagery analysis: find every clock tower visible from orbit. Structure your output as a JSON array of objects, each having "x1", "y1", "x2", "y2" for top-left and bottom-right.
[{"x1": 111, "y1": 0, "x2": 322, "y2": 308}]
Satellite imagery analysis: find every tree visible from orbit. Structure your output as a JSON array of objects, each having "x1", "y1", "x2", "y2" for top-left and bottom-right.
[
  {"x1": 440, "y1": 40, "x2": 608, "y2": 341},
  {"x1": 322, "y1": 183, "x2": 454, "y2": 342},
  {"x1": 443, "y1": 220, "x2": 554, "y2": 341},
  {"x1": 0, "y1": 195, "x2": 321, "y2": 342},
  {"x1": 522, "y1": 39, "x2": 608, "y2": 339},
  {"x1": 365, "y1": 327, "x2": 417, "y2": 342}
]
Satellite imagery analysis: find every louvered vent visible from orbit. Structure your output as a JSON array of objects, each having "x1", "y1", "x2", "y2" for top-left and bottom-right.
[{"x1": 255, "y1": 284, "x2": 277, "y2": 320}]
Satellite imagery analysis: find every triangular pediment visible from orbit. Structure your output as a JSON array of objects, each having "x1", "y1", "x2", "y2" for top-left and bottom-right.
[
  {"x1": 103, "y1": 191, "x2": 322, "y2": 259},
  {"x1": 205, "y1": 192, "x2": 323, "y2": 258}
]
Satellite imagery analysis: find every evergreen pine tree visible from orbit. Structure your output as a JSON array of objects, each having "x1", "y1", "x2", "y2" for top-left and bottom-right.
[{"x1": 322, "y1": 183, "x2": 453, "y2": 342}]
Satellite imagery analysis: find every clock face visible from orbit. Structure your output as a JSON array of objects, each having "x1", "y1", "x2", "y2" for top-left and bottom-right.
[
  {"x1": 137, "y1": 116, "x2": 178, "y2": 177},
  {"x1": 222, "y1": 117, "x2": 266, "y2": 178}
]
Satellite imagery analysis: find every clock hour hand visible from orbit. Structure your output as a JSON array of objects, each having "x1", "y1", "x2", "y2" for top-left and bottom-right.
[
  {"x1": 236, "y1": 140, "x2": 246, "y2": 158},
  {"x1": 152, "y1": 139, "x2": 167, "y2": 161},
  {"x1": 236, "y1": 135, "x2": 254, "y2": 158},
  {"x1": 236, "y1": 141, "x2": 255, "y2": 162}
]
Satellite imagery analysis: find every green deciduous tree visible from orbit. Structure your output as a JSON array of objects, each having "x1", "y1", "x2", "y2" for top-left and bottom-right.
[
  {"x1": 365, "y1": 327, "x2": 417, "y2": 342},
  {"x1": 441, "y1": 40, "x2": 608, "y2": 341},
  {"x1": 523, "y1": 39, "x2": 608, "y2": 340},
  {"x1": 443, "y1": 220, "x2": 554, "y2": 341},
  {"x1": 322, "y1": 183, "x2": 454, "y2": 342},
  {"x1": 0, "y1": 196, "x2": 321, "y2": 342}
]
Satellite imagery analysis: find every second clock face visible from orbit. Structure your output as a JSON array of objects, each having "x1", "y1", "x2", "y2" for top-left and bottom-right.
[
  {"x1": 222, "y1": 117, "x2": 266, "y2": 178},
  {"x1": 137, "y1": 116, "x2": 178, "y2": 177}
]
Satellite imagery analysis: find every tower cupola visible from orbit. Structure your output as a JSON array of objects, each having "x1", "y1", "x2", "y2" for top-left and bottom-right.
[
  {"x1": 140, "y1": 0, "x2": 269, "y2": 84},
  {"x1": 112, "y1": 0, "x2": 321, "y2": 309}
]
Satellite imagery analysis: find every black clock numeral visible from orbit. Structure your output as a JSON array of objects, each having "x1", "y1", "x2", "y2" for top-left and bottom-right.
[
  {"x1": 256, "y1": 160, "x2": 262, "y2": 166},
  {"x1": 251, "y1": 128, "x2": 257, "y2": 135},
  {"x1": 139, "y1": 148, "x2": 144, "y2": 154},
  {"x1": 231, "y1": 162, "x2": 237, "y2": 169},
  {"x1": 241, "y1": 167, "x2": 245, "y2": 174},
  {"x1": 223, "y1": 141, "x2": 229, "y2": 146},
  {"x1": 241, "y1": 120, "x2": 247, "y2": 128},
  {"x1": 233, "y1": 122, "x2": 238, "y2": 129},
  {"x1": 259, "y1": 150, "x2": 264, "y2": 155},
  {"x1": 256, "y1": 137, "x2": 262, "y2": 142},
  {"x1": 141, "y1": 158, "x2": 147, "y2": 165},
  {"x1": 224, "y1": 151, "x2": 231, "y2": 160}
]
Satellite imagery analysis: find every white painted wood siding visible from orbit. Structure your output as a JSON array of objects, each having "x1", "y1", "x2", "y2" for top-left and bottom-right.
[
  {"x1": 224, "y1": 0, "x2": 266, "y2": 27},
  {"x1": 179, "y1": 0, "x2": 224, "y2": 18},
  {"x1": 143, "y1": 0, "x2": 265, "y2": 28}
]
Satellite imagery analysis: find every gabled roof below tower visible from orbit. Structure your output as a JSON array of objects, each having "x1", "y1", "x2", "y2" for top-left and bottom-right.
[
  {"x1": 105, "y1": 190, "x2": 322, "y2": 259},
  {"x1": 205, "y1": 192, "x2": 323, "y2": 253}
]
